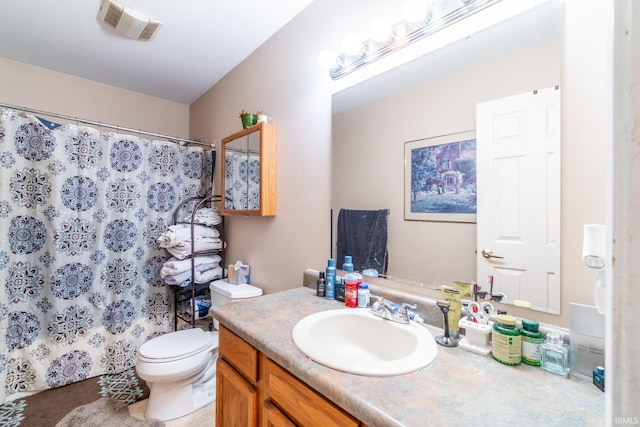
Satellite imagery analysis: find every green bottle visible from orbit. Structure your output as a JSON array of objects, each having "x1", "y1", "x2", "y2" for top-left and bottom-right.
[
  {"x1": 521, "y1": 319, "x2": 544, "y2": 366},
  {"x1": 492, "y1": 315, "x2": 521, "y2": 365}
]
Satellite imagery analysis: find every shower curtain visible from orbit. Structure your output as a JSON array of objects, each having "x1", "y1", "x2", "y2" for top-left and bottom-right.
[{"x1": 0, "y1": 107, "x2": 214, "y2": 403}]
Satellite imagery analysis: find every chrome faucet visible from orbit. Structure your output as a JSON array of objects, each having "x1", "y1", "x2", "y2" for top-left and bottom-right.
[{"x1": 370, "y1": 295, "x2": 417, "y2": 324}]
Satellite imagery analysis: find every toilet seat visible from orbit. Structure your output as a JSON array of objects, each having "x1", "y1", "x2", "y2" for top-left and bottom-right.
[{"x1": 139, "y1": 328, "x2": 217, "y2": 363}]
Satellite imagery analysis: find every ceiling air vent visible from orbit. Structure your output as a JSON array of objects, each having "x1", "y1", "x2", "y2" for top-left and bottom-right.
[
  {"x1": 100, "y1": 1, "x2": 123, "y2": 28},
  {"x1": 139, "y1": 21, "x2": 162, "y2": 41},
  {"x1": 98, "y1": 0, "x2": 163, "y2": 41}
]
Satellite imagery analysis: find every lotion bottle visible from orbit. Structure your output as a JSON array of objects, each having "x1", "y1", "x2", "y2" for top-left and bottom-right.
[{"x1": 325, "y1": 259, "x2": 336, "y2": 300}]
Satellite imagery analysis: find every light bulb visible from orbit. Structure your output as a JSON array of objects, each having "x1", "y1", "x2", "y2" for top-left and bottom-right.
[
  {"x1": 402, "y1": 0, "x2": 427, "y2": 23},
  {"x1": 342, "y1": 34, "x2": 362, "y2": 56},
  {"x1": 370, "y1": 18, "x2": 392, "y2": 42},
  {"x1": 318, "y1": 49, "x2": 336, "y2": 69}
]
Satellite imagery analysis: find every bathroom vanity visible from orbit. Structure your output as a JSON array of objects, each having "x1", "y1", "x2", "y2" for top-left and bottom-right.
[
  {"x1": 217, "y1": 325, "x2": 361, "y2": 426},
  {"x1": 213, "y1": 287, "x2": 604, "y2": 426}
]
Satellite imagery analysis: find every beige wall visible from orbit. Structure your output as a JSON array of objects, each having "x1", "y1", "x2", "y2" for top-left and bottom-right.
[
  {"x1": 0, "y1": 57, "x2": 190, "y2": 137},
  {"x1": 191, "y1": 0, "x2": 607, "y2": 328},
  {"x1": 190, "y1": 1, "x2": 335, "y2": 293}
]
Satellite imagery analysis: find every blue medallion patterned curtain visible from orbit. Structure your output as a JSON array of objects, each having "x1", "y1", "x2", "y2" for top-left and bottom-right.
[{"x1": 0, "y1": 108, "x2": 213, "y2": 403}]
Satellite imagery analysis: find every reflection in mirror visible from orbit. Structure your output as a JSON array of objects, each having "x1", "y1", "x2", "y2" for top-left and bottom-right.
[
  {"x1": 223, "y1": 129, "x2": 261, "y2": 211},
  {"x1": 331, "y1": 1, "x2": 561, "y2": 313}
]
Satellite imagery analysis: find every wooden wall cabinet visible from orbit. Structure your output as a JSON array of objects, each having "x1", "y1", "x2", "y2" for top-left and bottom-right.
[
  {"x1": 216, "y1": 325, "x2": 365, "y2": 427},
  {"x1": 221, "y1": 122, "x2": 276, "y2": 216}
]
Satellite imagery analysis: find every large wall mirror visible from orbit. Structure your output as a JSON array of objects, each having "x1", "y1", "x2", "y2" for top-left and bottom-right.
[{"x1": 331, "y1": 1, "x2": 562, "y2": 313}]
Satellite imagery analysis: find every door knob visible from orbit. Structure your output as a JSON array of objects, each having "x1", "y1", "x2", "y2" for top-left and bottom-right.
[{"x1": 482, "y1": 249, "x2": 504, "y2": 259}]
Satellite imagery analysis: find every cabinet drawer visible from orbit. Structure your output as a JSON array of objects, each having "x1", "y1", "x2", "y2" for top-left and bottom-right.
[
  {"x1": 219, "y1": 325, "x2": 259, "y2": 383},
  {"x1": 261, "y1": 355, "x2": 359, "y2": 427}
]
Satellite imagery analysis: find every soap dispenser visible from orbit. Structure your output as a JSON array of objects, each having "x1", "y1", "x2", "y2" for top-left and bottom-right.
[{"x1": 540, "y1": 332, "x2": 571, "y2": 378}]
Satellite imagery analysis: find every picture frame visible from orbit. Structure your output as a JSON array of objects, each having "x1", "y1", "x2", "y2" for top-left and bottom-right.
[{"x1": 404, "y1": 131, "x2": 477, "y2": 223}]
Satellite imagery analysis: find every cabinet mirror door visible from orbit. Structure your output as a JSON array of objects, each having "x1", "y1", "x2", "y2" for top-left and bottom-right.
[{"x1": 221, "y1": 122, "x2": 276, "y2": 216}]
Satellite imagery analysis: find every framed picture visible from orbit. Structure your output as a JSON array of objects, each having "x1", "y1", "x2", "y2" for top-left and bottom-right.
[{"x1": 404, "y1": 131, "x2": 477, "y2": 223}]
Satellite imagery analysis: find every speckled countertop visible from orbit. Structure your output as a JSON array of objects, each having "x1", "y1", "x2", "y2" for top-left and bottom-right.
[{"x1": 212, "y1": 286, "x2": 604, "y2": 427}]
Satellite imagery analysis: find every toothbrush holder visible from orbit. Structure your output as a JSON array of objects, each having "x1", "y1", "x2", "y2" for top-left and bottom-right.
[{"x1": 458, "y1": 318, "x2": 492, "y2": 355}]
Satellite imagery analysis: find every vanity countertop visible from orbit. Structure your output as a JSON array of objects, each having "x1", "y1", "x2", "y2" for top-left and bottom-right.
[{"x1": 212, "y1": 286, "x2": 604, "y2": 427}]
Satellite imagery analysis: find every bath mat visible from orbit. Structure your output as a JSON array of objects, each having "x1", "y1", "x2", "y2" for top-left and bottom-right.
[
  {"x1": 0, "y1": 368, "x2": 150, "y2": 427},
  {"x1": 55, "y1": 397, "x2": 164, "y2": 427}
]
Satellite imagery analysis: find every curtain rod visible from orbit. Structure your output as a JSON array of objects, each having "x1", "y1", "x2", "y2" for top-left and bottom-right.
[{"x1": 0, "y1": 102, "x2": 214, "y2": 149}]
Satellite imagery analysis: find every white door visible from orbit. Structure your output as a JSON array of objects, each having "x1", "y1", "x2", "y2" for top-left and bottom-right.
[{"x1": 476, "y1": 87, "x2": 561, "y2": 313}]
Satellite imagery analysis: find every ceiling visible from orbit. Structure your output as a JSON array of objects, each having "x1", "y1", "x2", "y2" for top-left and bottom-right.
[{"x1": 0, "y1": 0, "x2": 315, "y2": 105}]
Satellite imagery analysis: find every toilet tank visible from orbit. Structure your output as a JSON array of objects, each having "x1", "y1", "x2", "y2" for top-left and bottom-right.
[{"x1": 209, "y1": 280, "x2": 262, "y2": 329}]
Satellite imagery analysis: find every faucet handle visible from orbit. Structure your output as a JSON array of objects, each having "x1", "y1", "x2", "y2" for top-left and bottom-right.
[
  {"x1": 398, "y1": 302, "x2": 418, "y2": 321},
  {"x1": 400, "y1": 302, "x2": 417, "y2": 311},
  {"x1": 369, "y1": 294, "x2": 384, "y2": 314}
]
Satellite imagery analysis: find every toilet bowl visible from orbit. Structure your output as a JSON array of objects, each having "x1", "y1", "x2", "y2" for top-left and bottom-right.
[
  {"x1": 136, "y1": 328, "x2": 218, "y2": 421},
  {"x1": 135, "y1": 280, "x2": 262, "y2": 421}
]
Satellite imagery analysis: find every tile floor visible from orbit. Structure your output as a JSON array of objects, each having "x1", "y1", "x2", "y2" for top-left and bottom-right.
[{"x1": 129, "y1": 399, "x2": 216, "y2": 426}]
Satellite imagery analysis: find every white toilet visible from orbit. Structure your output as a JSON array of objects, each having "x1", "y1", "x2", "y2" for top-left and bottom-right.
[{"x1": 135, "y1": 280, "x2": 262, "y2": 421}]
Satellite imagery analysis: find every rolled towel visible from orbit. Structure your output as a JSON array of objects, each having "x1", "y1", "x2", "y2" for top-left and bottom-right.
[
  {"x1": 157, "y1": 224, "x2": 220, "y2": 248},
  {"x1": 162, "y1": 263, "x2": 220, "y2": 284},
  {"x1": 165, "y1": 238, "x2": 223, "y2": 260},
  {"x1": 161, "y1": 255, "x2": 222, "y2": 278}
]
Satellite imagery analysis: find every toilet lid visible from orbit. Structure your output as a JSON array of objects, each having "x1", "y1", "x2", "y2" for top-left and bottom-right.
[
  {"x1": 139, "y1": 328, "x2": 216, "y2": 360},
  {"x1": 210, "y1": 280, "x2": 262, "y2": 299}
]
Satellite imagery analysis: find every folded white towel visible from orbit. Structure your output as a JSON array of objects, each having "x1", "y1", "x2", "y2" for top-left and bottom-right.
[
  {"x1": 182, "y1": 207, "x2": 221, "y2": 226},
  {"x1": 157, "y1": 224, "x2": 220, "y2": 248},
  {"x1": 168, "y1": 266, "x2": 224, "y2": 286},
  {"x1": 161, "y1": 255, "x2": 222, "y2": 277},
  {"x1": 165, "y1": 238, "x2": 223, "y2": 260},
  {"x1": 162, "y1": 262, "x2": 219, "y2": 284}
]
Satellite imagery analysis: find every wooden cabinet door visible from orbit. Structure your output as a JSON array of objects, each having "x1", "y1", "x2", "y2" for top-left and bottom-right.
[
  {"x1": 216, "y1": 358, "x2": 258, "y2": 427},
  {"x1": 262, "y1": 400, "x2": 296, "y2": 427}
]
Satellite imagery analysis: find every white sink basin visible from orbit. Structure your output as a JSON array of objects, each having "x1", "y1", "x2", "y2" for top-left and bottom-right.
[{"x1": 292, "y1": 308, "x2": 438, "y2": 376}]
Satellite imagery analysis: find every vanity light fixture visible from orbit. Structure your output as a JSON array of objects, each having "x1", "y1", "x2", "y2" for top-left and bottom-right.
[
  {"x1": 582, "y1": 224, "x2": 608, "y2": 315},
  {"x1": 320, "y1": 0, "x2": 502, "y2": 80}
]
